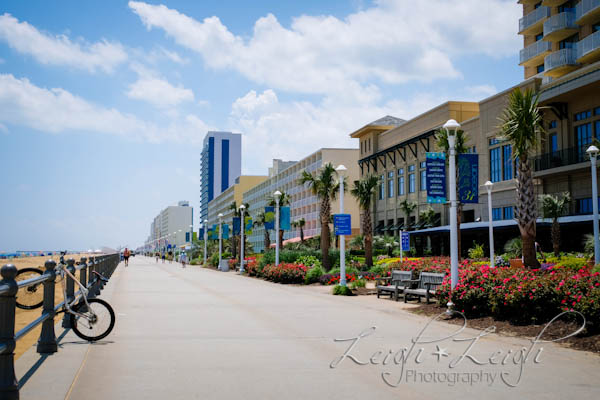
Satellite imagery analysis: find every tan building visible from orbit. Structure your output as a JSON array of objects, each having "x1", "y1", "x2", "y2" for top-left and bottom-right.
[
  {"x1": 244, "y1": 151, "x2": 361, "y2": 253},
  {"x1": 207, "y1": 175, "x2": 268, "y2": 230}
]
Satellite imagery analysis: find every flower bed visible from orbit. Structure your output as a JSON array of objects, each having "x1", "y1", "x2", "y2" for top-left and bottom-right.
[
  {"x1": 319, "y1": 273, "x2": 358, "y2": 285},
  {"x1": 262, "y1": 263, "x2": 308, "y2": 284}
]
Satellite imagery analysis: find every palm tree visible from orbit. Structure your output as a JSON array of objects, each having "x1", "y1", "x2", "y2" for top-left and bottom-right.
[
  {"x1": 350, "y1": 175, "x2": 379, "y2": 267},
  {"x1": 253, "y1": 211, "x2": 271, "y2": 251},
  {"x1": 349, "y1": 234, "x2": 364, "y2": 251},
  {"x1": 499, "y1": 88, "x2": 544, "y2": 268},
  {"x1": 419, "y1": 207, "x2": 436, "y2": 227},
  {"x1": 299, "y1": 163, "x2": 342, "y2": 271},
  {"x1": 229, "y1": 201, "x2": 250, "y2": 261},
  {"x1": 399, "y1": 200, "x2": 417, "y2": 230},
  {"x1": 436, "y1": 128, "x2": 469, "y2": 257},
  {"x1": 268, "y1": 191, "x2": 291, "y2": 247},
  {"x1": 291, "y1": 218, "x2": 306, "y2": 243},
  {"x1": 540, "y1": 192, "x2": 571, "y2": 257}
]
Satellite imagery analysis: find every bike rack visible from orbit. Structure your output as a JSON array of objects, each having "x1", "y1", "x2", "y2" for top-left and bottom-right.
[{"x1": 0, "y1": 253, "x2": 119, "y2": 400}]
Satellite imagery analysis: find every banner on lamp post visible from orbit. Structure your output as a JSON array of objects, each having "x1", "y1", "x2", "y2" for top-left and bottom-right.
[
  {"x1": 458, "y1": 153, "x2": 479, "y2": 204},
  {"x1": 264, "y1": 206, "x2": 275, "y2": 230},
  {"x1": 233, "y1": 217, "x2": 241, "y2": 236},
  {"x1": 244, "y1": 216, "x2": 253, "y2": 235},
  {"x1": 280, "y1": 207, "x2": 291, "y2": 230},
  {"x1": 426, "y1": 152, "x2": 447, "y2": 203}
]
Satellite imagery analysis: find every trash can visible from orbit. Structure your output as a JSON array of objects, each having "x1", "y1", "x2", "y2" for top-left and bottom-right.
[{"x1": 219, "y1": 259, "x2": 229, "y2": 272}]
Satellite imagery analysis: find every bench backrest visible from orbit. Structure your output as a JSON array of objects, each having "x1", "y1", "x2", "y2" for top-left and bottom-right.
[
  {"x1": 391, "y1": 270, "x2": 412, "y2": 284},
  {"x1": 416, "y1": 272, "x2": 446, "y2": 290}
]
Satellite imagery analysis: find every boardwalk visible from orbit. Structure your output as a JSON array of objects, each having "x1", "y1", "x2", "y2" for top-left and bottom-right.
[{"x1": 16, "y1": 256, "x2": 600, "y2": 399}]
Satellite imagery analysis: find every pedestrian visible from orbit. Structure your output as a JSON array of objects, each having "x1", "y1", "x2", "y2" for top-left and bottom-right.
[
  {"x1": 162, "y1": 251, "x2": 166, "y2": 263},
  {"x1": 155, "y1": 252, "x2": 159, "y2": 263},
  {"x1": 181, "y1": 252, "x2": 187, "y2": 268},
  {"x1": 168, "y1": 249, "x2": 173, "y2": 263},
  {"x1": 123, "y1": 247, "x2": 130, "y2": 267}
]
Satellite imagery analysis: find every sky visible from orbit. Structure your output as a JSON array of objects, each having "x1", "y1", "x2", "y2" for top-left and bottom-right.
[{"x1": 0, "y1": 0, "x2": 524, "y2": 251}]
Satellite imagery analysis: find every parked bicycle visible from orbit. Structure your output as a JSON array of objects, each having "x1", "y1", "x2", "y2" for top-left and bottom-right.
[{"x1": 14, "y1": 253, "x2": 115, "y2": 341}]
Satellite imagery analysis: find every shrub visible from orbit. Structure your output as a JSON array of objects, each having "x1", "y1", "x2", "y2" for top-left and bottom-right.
[
  {"x1": 546, "y1": 256, "x2": 588, "y2": 271},
  {"x1": 368, "y1": 265, "x2": 386, "y2": 276},
  {"x1": 245, "y1": 259, "x2": 260, "y2": 276},
  {"x1": 209, "y1": 253, "x2": 220, "y2": 267},
  {"x1": 467, "y1": 242, "x2": 485, "y2": 259},
  {"x1": 296, "y1": 255, "x2": 321, "y2": 269},
  {"x1": 319, "y1": 273, "x2": 358, "y2": 285},
  {"x1": 504, "y1": 237, "x2": 522, "y2": 259},
  {"x1": 262, "y1": 263, "x2": 307, "y2": 284},
  {"x1": 332, "y1": 285, "x2": 354, "y2": 296},
  {"x1": 304, "y1": 265, "x2": 324, "y2": 284},
  {"x1": 350, "y1": 279, "x2": 366, "y2": 289}
]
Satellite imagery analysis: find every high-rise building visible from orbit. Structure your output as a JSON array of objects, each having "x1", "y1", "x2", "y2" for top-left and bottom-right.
[
  {"x1": 145, "y1": 201, "x2": 194, "y2": 251},
  {"x1": 200, "y1": 131, "x2": 242, "y2": 225}
]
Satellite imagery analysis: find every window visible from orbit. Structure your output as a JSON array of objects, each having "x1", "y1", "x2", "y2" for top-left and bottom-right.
[
  {"x1": 408, "y1": 164, "x2": 415, "y2": 172},
  {"x1": 595, "y1": 107, "x2": 600, "y2": 116},
  {"x1": 502, "y1": 145, "x2": 513, "y2": 180},
  {"x1": 420, "y1": 170, "x2": 427, "y2": 191},
  {"x1": 420, "y1": 161, "x2": 426, "y2": 169},
  {"x1": 489, "y1": 138, "x2": 500, "y2": 146},
  {"x1": 536, "y1": 64, "x2": 545, "y2": 74},
  {"x1": 397, "y1": 168, "x2": 405, "y2": 196},
  {"x1": 577, "y1": 198, "x2": 593, "y2": 215},
  {"x1": 490, "y1": 147, "x2": 501, "y2": 183},
  {"x1": 559, "y1": 33, "x2": 578, "y2": 49},
  {"x1": 594, "y1": 23, "x2": 600, "y2": 33},
  {"x1": 472, "y1": 146, "x2": 477, "y2": 153},
  {"x1": 369, "y1": 138, "x2": 371, "y2": 151},
  {"x1": 576, "y1": 123, "x2": 592, "y2": 153},
  {"x1": 492, "y1": 208, "x2": 502, "y2": 221},
  {"x1": 503, "y1": 207, "x2": 514, "y2": 220},
  {"x1": 379, "y1": 174, "x2": 384, "y2": 200},
  {"x1": 575, "y1": 110, "x2": 591, "y2": 121},
  {"x1": 549, "y1": 120, "x2": 557, "y2": 129},
  {"x1": 535, "y1": 33, "x2": 543, "y2": 41},
  {"x1": 550, "y1": 134, "x2": 558, "y2": 153},
  {"x1": 409, "y1": 173, "x2": 415, "y2": 193},
  {"x1": 387, "y1": 171, "x2": 394, "y2": 198}
]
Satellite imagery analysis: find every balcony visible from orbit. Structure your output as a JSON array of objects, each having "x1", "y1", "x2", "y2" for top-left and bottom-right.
[
  {"x1": 542, "y1": 0, "x2": 569, "y2": 5},
  {"x1": 520, "y1": 40, "x2": 552, "y2": 66},
  {"x1": 577, "y1": 30, "x2": 600, "y2": 63},
  {"x1": 576, "y1": 0, "x2": 600, "y2": 25},
  {"x1": 519, "y1": 6, "x2": 551, "y2": 35},
  {"x1": 544, "y1": 48, "x2": 578, "y2": 77},
  {"x1": 543, "y1": 11, "x2": 578, "y2": 42},
  {"x1": 533, "y1": 146, "x2": 588, "y2": 172}
]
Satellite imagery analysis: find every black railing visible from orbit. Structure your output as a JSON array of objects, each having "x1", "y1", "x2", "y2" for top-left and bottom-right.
[
  {"x1": 533, "y1": 146, "x2": 588, "y2": 172},
  {"x1": 0, "y1": 254, "x2": 119, "y2": 399}
]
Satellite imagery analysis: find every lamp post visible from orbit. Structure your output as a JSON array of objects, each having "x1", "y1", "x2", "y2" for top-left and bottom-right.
[
  {"x1": 587, "y1": 145, "x2": 600, "y2": 265},
  {"x1": 485, "y1": 181, "x2": 495, "y2": 268},
  {"x1": 444, "y1": 119, "x2": 460, "y2": 316},
  {"x1": 218, "y1": 213, "x2": 223, "y2": 270},
  {"x1": 336, "y1": 165, "x2": 347, "y2": 286},
  {"x1": 274, "y1": 190, "x2": 281, "y2": 266},
  {"x1": 239, "y1": 204, "x2": 246, "y2": 273},
  {"x1": 203, "y1": 219, "x2": 208, "y2": 265},
  {"x1": 189, "y1": 224, "x2": 193, "y2": 245}
]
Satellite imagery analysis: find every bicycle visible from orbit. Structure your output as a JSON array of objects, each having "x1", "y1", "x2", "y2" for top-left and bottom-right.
[{"x1": 14, "y1": 253, "x2": 116, "y2": 342}]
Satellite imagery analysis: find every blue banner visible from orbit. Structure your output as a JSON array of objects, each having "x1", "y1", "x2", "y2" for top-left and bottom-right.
[
  {"x1": 280, "y1": 207, "x2": 291, "y2": 230},
  {"x1": 185, "y1": 232, "x2": 190, "y2": 242},
  {"x1": 426, "y1": 152, "x2": 447, "y2": 203},
  {"x1": 458, "y1": 153, "x2": 479, "y2": 204},
  {"x1": 244, "y1": 216, "x2": 253, "y2": 235},
  {"x1": 264, "y1": 206, "x2": 275, "y2": 230},
  {"x1": 222, "y1": 224, "x2": 229, "y2": 240},
  {"x1": 401, "y1": 232, "x2": 410, "y2": 251},
  {"x1": 199, "y1": 228, "x2": 205, "y2": 239},
  {"x1": 232, "y1": 217, "x2": 241, "y2": 235},
  {"x1": 333, "y1": 214, "x2": 352, "y2": 235}
]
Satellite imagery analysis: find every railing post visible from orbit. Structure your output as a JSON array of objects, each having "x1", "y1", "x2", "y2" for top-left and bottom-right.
[
  {"x1": 0, "y1": 264, "x2": 19, "y2": 400},
  {"x1": 87, "y1": 256, "x2": 95, "y2": 290},
  {"x1": 61, "y1": 259, "x2": 75, "y2": 328},
  {"x1": 92, "y1": 257, "x2": 101, "y2": 296},
  {"x1": 37, "y1": 260, "x2": 57, "y2": 354},
  {"x1": 79, "y1": 257, "x2": 87, "y2": 302}
]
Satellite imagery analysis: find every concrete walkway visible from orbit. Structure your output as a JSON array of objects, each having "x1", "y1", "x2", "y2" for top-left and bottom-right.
[{"x1": 15, "y1": 256, "x2": 600, "y2": 399}]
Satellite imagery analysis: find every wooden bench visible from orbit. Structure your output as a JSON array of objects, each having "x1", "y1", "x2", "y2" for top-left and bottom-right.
[
  {"x1": 376, "y1": 270, "x2": 413, "y2": 301},
  {"x1": 403, "y1": 272, "x2": 445, "y2": 304}
]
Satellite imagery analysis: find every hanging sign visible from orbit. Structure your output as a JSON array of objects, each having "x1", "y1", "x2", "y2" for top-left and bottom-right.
[
  {"x1": 426, "y1": 152, "x2": 447, "y2": 203},
  {"x1": 458, "y1": 153, "x2": 479, "y2": 204}
]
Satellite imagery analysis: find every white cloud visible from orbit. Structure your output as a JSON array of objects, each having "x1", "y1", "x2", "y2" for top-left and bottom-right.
[
  {"x1": 0, "y1": 73, "x2": 209, "y2": 143},
  {"x1": 465, "y1": 84, "x2": 498, "y2": 99},
  {"x1": 0, "y1": 13, "x2": 127, "y2": 73},
  {"x1": 126, "y1": 76, "x2": 195, "y2": 108},
  {"x1": 129, "y1": 0, "x2": 520, "y2": 95}
]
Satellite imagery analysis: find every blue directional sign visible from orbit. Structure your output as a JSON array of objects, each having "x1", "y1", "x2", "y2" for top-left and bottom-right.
[
  {"x1": 333, "y1": 214, "x2": 352, "y2": 236},
  {"x1": 401, "y1": 232, "x2": 410, "y2": 252}
]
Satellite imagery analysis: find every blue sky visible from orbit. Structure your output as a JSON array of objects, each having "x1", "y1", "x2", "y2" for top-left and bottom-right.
[{"x1": 0, "y1": 0, "x2": 523, "y2": 251}]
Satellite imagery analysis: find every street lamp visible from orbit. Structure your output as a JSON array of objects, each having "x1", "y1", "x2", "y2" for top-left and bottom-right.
[
  {"x1": 336, "y1": 165, "x2": 347, "y2": 286},
  {"x1": 189, "y1": 224, "x2": 193, "y2": 244},
  {"x1": 274, "y1": 190, "x2": 282, "y2": 266},
  {"x1": 444, "y1": 118, "x2": 460, "y2": 316},
  {"x1": 239, "y1": 204, "x2": 246, "y2": 273},
  {"x1": 218, "y1": 213, "x2": 224, "y2": 270},
  {"x1": 203, "y1": 219, "x2": 208, "y2": 266},
  {"x1": 485, "y1": 181, "x2": 495, "y2": 268},
  {"x1": 587, "y1": 145, "x2": 600, "y2": 265}
]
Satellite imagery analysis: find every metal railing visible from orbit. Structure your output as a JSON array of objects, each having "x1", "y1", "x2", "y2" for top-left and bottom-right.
[
  {"x1": 576, "y1": 0, "x2": 600, "y2": 22},
  {"x1": 543, "y1": 10, "x2": 577, "y2": 38},
  {"x1": 519, "y1": 6, "x2": 551, "y2": 33},
  {"x1": 0, "y1": 254, "x2": 119, "y2": 399},
  {"x1": 577, "y1": 30, "x2": 600, "y2": 61},
  {"x1": 520, "y1": 40, "x2": 552, "y2": 64},
  {"x1": 544, "y1": 47, "x2": 578, "y2": 72},
  {"x1": 532, "y1": 146, "x2": 589, "y2": 171}
]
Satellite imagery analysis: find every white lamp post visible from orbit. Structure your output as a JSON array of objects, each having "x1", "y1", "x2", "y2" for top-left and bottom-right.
[
  {"x1": 274, "y1": 190, "x2": 282, "y2": 266},
  {"x1": 336, "y1": 165, "x2": 347, "y2": 286},
  {"x1": 444, "y1": 119, "x2": 460, "y2": 316},
  {"x1": 189, "y1": 224, "x2": 193, "y2": 245},
  {"x1": 203, "y1": 219, "x2": 208, "y2": 265},
  {"x1": 587, "y1": 145, "x2": 600, "y2": 265},
  {"x1": 218, "y1": 213, "x2": 223, "y2": 270},
  {"x1": 485, "y1": 181, "x2": 495, "y2": 268},
  {"x1": 239, "y1": 204, "x2": 246, "y2": 273}
]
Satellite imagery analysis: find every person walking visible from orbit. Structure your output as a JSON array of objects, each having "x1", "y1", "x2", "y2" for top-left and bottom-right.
[
  {"x1": 123, "y1": 248, "x2": 130, "y2": 266},
  {"x1": 181, "y1": 252, "x2": 188, "y2": 268},
  {"x1": 168, "y1": 249, "x2": 173, "y2": 263},
  {"x1": 161, "y1": 251, "x2": 166, "y2": 263},
  {"x1": 155, "y1": 252, "x2": 159, "y2": 263}
]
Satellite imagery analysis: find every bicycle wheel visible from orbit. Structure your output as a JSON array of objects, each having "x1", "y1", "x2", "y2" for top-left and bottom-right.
[
  {"x1": 15, "y1": 268, "x2": 44, "y2": 309},
  {"x1": 70, "y1": 298, "x2": 115, "y2": 341}
]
